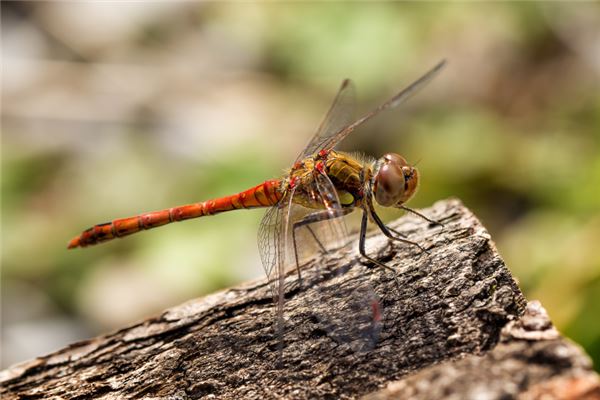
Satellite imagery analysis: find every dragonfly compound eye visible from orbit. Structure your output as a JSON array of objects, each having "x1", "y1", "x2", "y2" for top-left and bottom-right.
[
  {"x1": 397, "y1": 166, "x2": 420, "y2": 205},
  {"x1": 374, "y1": 154, "x2": 406, "y2": 207}
]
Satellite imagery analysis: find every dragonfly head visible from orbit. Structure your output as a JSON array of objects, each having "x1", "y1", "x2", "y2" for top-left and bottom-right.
[{"x1": 372, "y1": 153, "x2": 419, "y2": 207}]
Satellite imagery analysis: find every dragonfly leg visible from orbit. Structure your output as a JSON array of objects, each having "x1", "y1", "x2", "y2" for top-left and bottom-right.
[
  {"x1": 359, "y1": 211, "x2": 401, "y2": 288},
  {"x1": 304, "y1": 225, "x2": 327, "y2": 253},
  {"x1": 386, "y1": 226, "x2": 407, "y2": 239},
  {"x1": 400, "y1": 205, "x2": 444, "y2": 229},
  {"x1": 370, "y1": 208, "x2": 429, "y2": 255},
  {"x1": 292, "y1": 208, "x2": 352, "y2": 284}
]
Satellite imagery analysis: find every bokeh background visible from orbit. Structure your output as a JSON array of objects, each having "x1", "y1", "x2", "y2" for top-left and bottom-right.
[{"x1": 2, "y1": 2, "x2": 599, "y2": 370}]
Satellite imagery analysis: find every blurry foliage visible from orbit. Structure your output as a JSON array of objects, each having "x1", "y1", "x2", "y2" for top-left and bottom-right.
[{"x1": 2, "y1": 2, "x2": 599, "y2": 370}]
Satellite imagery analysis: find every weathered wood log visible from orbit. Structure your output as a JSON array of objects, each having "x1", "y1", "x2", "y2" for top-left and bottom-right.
[
  {"x1": 365, "y1": 300, "x2": 600, "y2": 400},
  {"x1": 1, "y1": 199, "x2": 598, "y2": 399}
]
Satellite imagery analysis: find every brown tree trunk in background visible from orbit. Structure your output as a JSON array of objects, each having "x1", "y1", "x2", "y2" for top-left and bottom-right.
[{"x1": 1, "y1": 199, "x2": 598, "y2": 399}]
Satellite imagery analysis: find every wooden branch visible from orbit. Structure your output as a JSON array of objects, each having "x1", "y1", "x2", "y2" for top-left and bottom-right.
[
  {"x1": 365, "y1": 300, "x2": 600, "y2": 400},
  {"x1": 1, "y1": 199, "x2": 598, "y2": 399}
]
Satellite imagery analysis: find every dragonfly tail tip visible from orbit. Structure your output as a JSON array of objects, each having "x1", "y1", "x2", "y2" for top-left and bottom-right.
[{"x1": 67, "y1": 237, "x2": 81, "y2": 249}]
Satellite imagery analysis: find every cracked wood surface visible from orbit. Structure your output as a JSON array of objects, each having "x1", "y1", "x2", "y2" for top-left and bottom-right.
[
  {"x1": 365, "y1": 300, "x2": 600, "y2": 400},
  {"x1": 1, "y1": 198, "x2": 596, "y2": 399}
]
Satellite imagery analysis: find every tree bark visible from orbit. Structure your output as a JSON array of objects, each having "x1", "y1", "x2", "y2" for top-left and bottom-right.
[{"x1": 1, "y1": 199, "x2": 598, "y2": 399}]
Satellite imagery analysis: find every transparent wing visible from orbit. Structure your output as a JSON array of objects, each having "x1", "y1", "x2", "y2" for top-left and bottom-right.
[
  {"x1": 299, "y1": 172, "x2": 382, "y2": 352},
  {"x1": 257, "y1": 188, "x2": 298, "y2": 349},
  {"x1": 258, "y1": 204, "x2": 283, "y2": 288},
  {"x1": 294, "y1": 79, "x2": 356, "y2": 164},
  {"x1": 298, "y1": 60, "x2": 446, "y2": 161},
  {"x1": 312, "y1": 172, "x2": 348, "y2": 244},
  {"x1": 258, "y1": 190, "x2": 296, "y2": 299},
  {"x1": 257, "y1": 175, "x2": 348, "y2": 286},
  {"x1": 258, "y1": 173, "x2": 381, "y2": 353}
]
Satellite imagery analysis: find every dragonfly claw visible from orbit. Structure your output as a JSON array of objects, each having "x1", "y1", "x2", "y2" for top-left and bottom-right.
[
  {"x1": 416, "y1": 243, "x2": 431, "y2": 256},
  {"x1": 360, "y1": 255, "x2": 401, "y2": 290}
]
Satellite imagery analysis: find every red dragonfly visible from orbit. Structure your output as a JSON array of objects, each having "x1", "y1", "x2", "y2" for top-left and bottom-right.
[{"x1": 69, "y1": 61, "x2": 445, "y2": 349}]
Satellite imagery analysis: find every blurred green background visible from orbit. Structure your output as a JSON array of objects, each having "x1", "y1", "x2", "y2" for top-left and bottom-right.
[{"x1": 2, "y1": 3, "x2": 599, "y2": 370}]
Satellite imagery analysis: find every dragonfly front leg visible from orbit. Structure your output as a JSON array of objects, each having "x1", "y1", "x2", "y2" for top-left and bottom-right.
[
  {"x1": 292, "y1": 208, "x2": 352, "y2": 285},
  {"x1": 386, "y1": 226, "x2": 407, "y2": 239},
  {"x1": 369, "y1": 209, "x2": 428, "y2": 254},
  {"x1": 400, "y1": 205, "x2": 444, "y2": 228}
]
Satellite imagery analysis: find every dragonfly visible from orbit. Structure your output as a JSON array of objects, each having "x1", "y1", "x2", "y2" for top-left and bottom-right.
[{"x1": 68, "y1": 60, "x2": 446, "y2": 350}]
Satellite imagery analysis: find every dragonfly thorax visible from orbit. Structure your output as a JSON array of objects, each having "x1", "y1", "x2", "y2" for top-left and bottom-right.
[{"x1": 372, "y1": 153, "x2": 419, "y2": 207}]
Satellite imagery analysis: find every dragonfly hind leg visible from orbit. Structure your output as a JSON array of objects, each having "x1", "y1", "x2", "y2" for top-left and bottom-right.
[{"x1": 292, "y1": 208, "x2": 352, "y2": 285}]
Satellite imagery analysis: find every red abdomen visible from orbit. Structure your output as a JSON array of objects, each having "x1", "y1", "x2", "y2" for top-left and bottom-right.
[{"x1": 68, "y1": 179, "x2": 283, "y2": 249}]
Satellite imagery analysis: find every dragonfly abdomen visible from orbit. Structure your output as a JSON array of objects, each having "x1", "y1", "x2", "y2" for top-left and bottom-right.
[{"x1": 68, "y1": 179, "x2": 283, "y2": 249}]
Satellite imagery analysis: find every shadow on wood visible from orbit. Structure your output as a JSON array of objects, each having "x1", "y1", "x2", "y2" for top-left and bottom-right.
[{"x1": 1, "y1": 199, "x2": 598, "y2": 399}]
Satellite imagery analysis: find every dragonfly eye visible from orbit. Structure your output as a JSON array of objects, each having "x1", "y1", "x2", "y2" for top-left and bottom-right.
[
  {"x1": 374, "y1": 153, "x2": 407, "y2": 207},
  {"x1": 399, "y1": 165, "x2": 419, "y2": 205}
]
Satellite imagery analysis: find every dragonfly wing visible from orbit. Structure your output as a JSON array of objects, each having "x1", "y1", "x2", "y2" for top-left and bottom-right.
[
  {"x1": 257, "y1": 189, "x2": 298, "y2": 351},
  {"x1": 298, "y1": 171, "x2": 382, "y2": 352},
  {"x1": 258, "y1": 205, "x2": 282, "y2": 291},
  {"x1": 298, "y1": 60, "x2": 446, "y2": 161},
  {"x1": 312, "y1": 171, "x2": 348, "y2": 245},
  {"x1": 294, "y1": 79, "x2": 356, "y2": 164},
  {"x1": 318, "y1": 60, "x2": 446, "y2": 153},
  {"x1": 258, "y1": 174, "x2": 381, "y2": 353}
]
